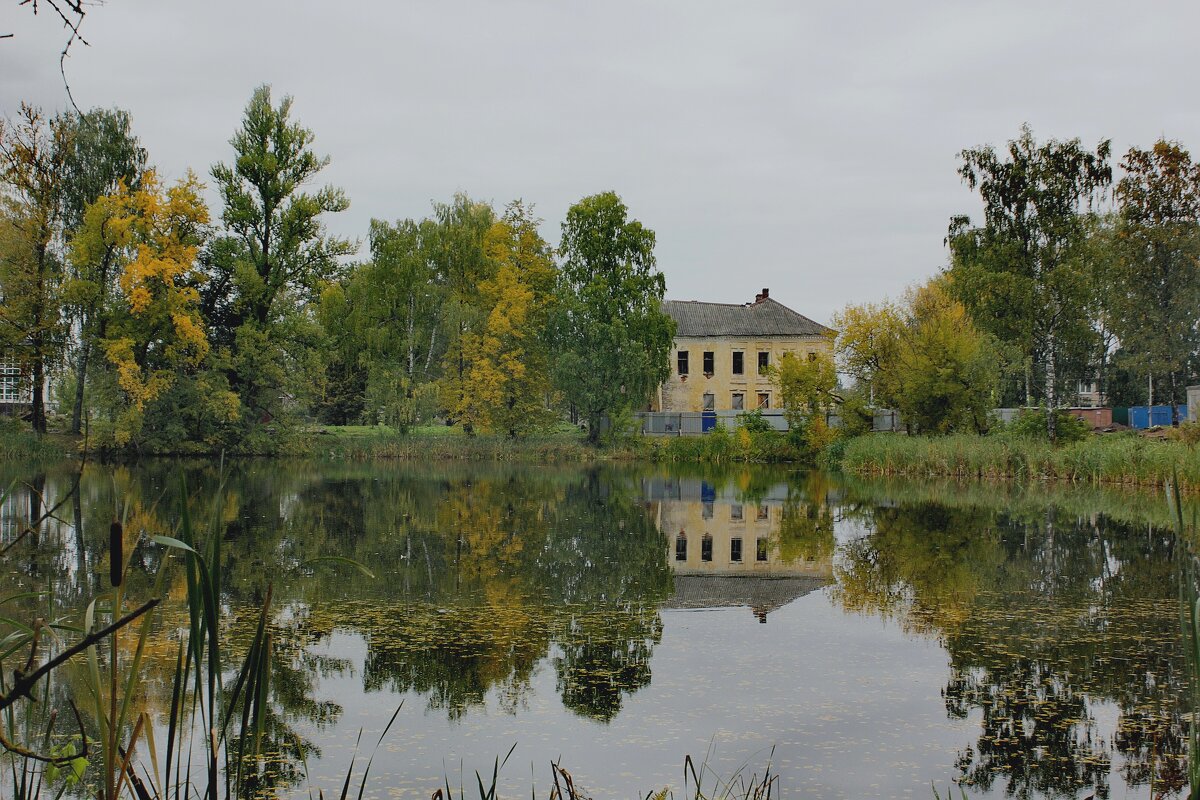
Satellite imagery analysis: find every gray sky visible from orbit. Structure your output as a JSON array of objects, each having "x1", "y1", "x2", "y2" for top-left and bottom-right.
[{"x1": 4, "y1": 1, "x2": 1199, "y2": 326}]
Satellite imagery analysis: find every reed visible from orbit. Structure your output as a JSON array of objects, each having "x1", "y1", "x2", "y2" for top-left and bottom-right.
[{"x1": 837, "y1": 432, "x2": 1200, "y2": 492}]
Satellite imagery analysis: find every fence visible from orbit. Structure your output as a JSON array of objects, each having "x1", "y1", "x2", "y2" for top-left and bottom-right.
[{"x1": 635, "y1": 409, "x2": 902, "y2": 435}]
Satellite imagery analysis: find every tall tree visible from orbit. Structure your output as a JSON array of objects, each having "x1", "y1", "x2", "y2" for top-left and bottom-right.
[
  {"x1": 430, "y1": 194, "x2": 496, "y2": 427},
  {"x1": 1109, "y1": 140, "x2": 1200, "y2": 418},
  {"x1": 60, "y1": 107, "x2": 147, "y2": 434},
  {"x1": 210, "y1": 85, "x2": 352, "y2": 430},
  {"x1": 0, "y1": 104, "x2": 72, "y2": 433},
  {"x1": 452, "y1": 201, "x2": 558, "y2": 436},
  {"x1": 553, "y1": 191, "x2": 674, "y2": 443},
  {"x1": 948, "y1": 125, "x2": 1111, "y2": 439},
  {"x1": 88, "y1": 170, "x2": 213, "y2": 445}
]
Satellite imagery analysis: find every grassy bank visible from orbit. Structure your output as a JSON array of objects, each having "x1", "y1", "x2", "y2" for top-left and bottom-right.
[
  {"x1": 837, "y1": 431, "x2": 1200, "y2": 491},
  {"x1": 313, "y1": 424, "x2": 815, "y2": 464},
  {"x1": 0, "y1": 422, "x2": 70, "y2": 464}
]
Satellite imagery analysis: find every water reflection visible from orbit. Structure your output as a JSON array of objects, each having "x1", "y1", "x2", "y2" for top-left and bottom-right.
[
  {"x1": 0, "y1": 462, "x2": 1189, "y2": 798},
  {"x1": 835, "y1": 479, "x2": 1187, "y2": 798}
]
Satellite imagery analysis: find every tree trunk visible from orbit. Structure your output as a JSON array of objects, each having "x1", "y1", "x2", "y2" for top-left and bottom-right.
[
  {"x1": 1024, "y1": 359, "x2": 1033, "y2": 408},
  {"x1": 1045, "y1": 330, "x2": 1057, "y2": 442},
  {"x1": 406, "y1": 294, "x2": 415, "y2": 377},
  {"x1": 31, "y1": 349, "x2": 46, "y2": 435},
  {"x1": 70, "y1": 341, "x2": 89, "y2": 435}
]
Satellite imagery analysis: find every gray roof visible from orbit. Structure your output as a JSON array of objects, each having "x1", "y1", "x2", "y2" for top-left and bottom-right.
[
  {"x1": 664, "y1": 575, "x2": 828, "y2": 618},
  {"x1": 663, "y1": 298, "x2": 832, "y2": 338}
]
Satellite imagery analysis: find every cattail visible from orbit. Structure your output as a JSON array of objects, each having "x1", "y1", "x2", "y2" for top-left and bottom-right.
[{"x1": 110, "y1": 520, "x2": 123, "y2": 588}]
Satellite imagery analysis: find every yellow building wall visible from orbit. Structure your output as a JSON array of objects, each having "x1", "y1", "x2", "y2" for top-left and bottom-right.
[
  {"x1": 656, "y1": 498, "x2": 832, "y2": 580},
  {"x1": 655, "y1": 335, "x2": 832, "y2": 412}
]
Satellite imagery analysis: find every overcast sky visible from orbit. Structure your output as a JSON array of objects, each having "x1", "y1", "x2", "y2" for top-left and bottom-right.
[{"x1": 4, "y1": 1, "x2": 1200, "y2": 326}]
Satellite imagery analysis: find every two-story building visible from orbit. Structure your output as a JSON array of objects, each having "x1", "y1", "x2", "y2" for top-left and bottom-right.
[{"x1": 654, "y1": 288, "x2": 833, "y2": 413}]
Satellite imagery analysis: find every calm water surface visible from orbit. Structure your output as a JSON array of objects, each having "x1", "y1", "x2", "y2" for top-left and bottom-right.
[{"x1": 0, "y1": 461, "x2": 1188, "y2": 799}]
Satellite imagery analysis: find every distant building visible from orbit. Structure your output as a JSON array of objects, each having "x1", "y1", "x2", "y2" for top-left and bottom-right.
[
  {"x1": 653, "y1": 288, "x2": 833, "y2": 413},
  {"x1": 1189, "y1": 385, "x2": 1200, "y2": 423}
]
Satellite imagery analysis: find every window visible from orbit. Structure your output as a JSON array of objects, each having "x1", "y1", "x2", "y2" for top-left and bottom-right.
[
  {"x1": 702, "y1": 393, "x2": 715, "y2": 411},
  {"x1": 757, "y1": 393, "x2": 770, "y2": 409},
  {"x1": 677, "y1": 350, "x2": 689, "y2": 376},
  {"x1": 731, "y1": 504, "x2": 743, "y2": 521},
  {"x1": 808, "y1": 352, "x2": 818, "y2": 362},
  {"x1": 756, "y1": 538, "x2": 768, "y2": 562},
  {"x1": 0, "y1": 357, "x2": 22, "y2": 404},
  {"x1": 703, "y1": 351, "x2": 714, "y2": 374},
  {"x1": 675, "y1": 534, "x2": 687, "y2": 561},
  {"x1": 731, "y1": 392, "x2": 744, "y2": 410},
  {"x1": 758, "y1": 351, "x2": 770, "y2": 374},
  {"x1": 732, "y1": 351, "x2": 744, "y2": 375},
  {"x1": 730, "y1": 537, "x2": 743, "y2": 563},
  {"x1": 757, "y1": 504, "x2": 769, "y2": 521},
  {"x1": 702, "y1": 501, "x2": 714, "y2": 520},
  {"x1": 701, "y1": 535, "x2": 713, "y2": 562}
]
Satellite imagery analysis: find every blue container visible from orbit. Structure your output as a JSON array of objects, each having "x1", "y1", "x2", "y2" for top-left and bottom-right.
[{"x1": 1130, "y1": 405, "x2": 1189, "y2": 428}]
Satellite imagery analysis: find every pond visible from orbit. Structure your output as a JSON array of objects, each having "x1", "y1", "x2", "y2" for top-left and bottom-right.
[{"x1": 0, "y1": 460, "x2": 1190, "y2": 799}]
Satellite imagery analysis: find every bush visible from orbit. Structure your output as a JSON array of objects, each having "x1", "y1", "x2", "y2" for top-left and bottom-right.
[{"x1": 994, "y1": 408, "x2": 1091, "y2": 444}]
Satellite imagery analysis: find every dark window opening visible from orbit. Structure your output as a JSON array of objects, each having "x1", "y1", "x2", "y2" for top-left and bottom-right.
[
  {"x1": 730, "y1": 537, "x2": 743, "y2": 562},
  {"x1": 758, "y1": 351, "x2": 770, "y2": 374},
  {"x1": 675, "y1": 534, "x2": 687, "y2": 561},
  {"x1": 703, "y1": 351, "x2": 714, "y2": 374},
  {"x1": 701, "y1": 535, "x2": 713, "y2": 562},
  {"x1": 732, "y1": 351, "x2": 744, "y2": 375},
  {"x1": 757, "y1": 504, "x2": 769, "y2": 520},
  {"x1": 756, "y1": 538, "x2": 769, "y2": 561},
  {"x1": 808, "y1": 352, "x2": 818, "y2": 362},
  {"x1": 757, "y1": 393, "x2": 770, "y2": 409},
  {"x1": 677, "y1": 350, "x2": 689, "y2": 375}
]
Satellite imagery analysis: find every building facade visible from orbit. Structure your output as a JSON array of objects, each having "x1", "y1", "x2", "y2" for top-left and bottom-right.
[{"x1": 653, "y1": 288, "x2": 833, "y2": 413}]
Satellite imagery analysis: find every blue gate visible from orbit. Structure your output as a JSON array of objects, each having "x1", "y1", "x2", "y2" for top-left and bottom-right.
[{"x1": 701, "y1": 411, "x2": 717, "y2": 432}]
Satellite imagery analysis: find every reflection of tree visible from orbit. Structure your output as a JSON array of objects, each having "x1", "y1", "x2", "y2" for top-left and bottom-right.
[
  {"x1": 836, "y1": 481, "x2": 1187, "y2": 799},
  {"x1": 553, "y1": 607, "x2": 662, "y2": 722},
  {"x1": 776, "y1": 471, "x2": 836, "y2": 564}
]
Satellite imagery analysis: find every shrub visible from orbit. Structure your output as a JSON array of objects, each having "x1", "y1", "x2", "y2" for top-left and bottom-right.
[{"x1": 994, "y1": 408, "x2": 1091, "y2": 444}]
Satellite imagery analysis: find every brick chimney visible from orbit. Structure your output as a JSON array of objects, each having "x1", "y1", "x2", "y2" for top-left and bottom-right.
[{"x1": 754, "y1": 288, "x2": 769, "y2": 304}]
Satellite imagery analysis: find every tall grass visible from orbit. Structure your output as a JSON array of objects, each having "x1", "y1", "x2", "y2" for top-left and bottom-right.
[
  {"x1": 0, "y1": 423, "x2": 68, "y2": 464},
  {"x1": 837, "y1": 432, "x2": 1200, "y2": 492}
]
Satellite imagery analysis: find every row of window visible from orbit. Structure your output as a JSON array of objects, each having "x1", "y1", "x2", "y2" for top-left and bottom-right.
[
  {"x1": 698, "y1": 502, "x2": 771, "y2": 520},
  {"x1": 678, "y1": 350, "x2": 770, "y2": 377},
  {"x1": 675, "y1": 534, "x2": 769, "y2": 563},
  {"x1": 701, "y1": 391, "x2": 769, "y2": 410}
]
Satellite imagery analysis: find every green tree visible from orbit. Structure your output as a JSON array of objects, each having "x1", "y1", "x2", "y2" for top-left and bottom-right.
[
  {"x1": 553, "y1": 191, "x2": 674, "y2": 443},
  {"x1": 210, "y1": 85, "x2": 352, "y2": 438},
  {"x1": 1109, "y1": 140, "x2": 1200, "y2": 417},
  {"x1": 774, "y1": 349, "x2": 839, "y2": 452},
  {"x1": 833, "y1": 280, "x2": 999, "y2": 434},
  {"x1": 0, "y1": 104, "x2": 72, "y2": 433},
  {"x1": 948, "y1": 125, "x2": 1111, "y2": 439},
  {"x1": 60, "y1": 107, "x2": 147, "y2": 434},
  {"x1": 429, "y1": 194, "x2": 496, "y2": 428}
]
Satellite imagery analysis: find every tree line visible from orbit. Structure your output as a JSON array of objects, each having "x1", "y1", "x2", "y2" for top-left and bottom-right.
[
  {"x1": 0, "y1": 86, "x2": 676, "y2": 451},
  {"x1": 821, "y1": 125, "x2": 1200, "y2": 439}
]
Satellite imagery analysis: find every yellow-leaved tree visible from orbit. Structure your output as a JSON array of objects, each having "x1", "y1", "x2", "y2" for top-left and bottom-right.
[
  {"x1": 82, "y1": 170, "x2": 226, "y2": 444},
  {"x1": 451, "y1": 202, "x2": 558, "y2": 437}
]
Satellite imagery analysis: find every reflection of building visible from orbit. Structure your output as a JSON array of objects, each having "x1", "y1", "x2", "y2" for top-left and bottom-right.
[
  {"x1": 643, "y1": 476, "x2": 833, "y2": 623},
  {"x1": 654, "y1": 288, "x2": 833, "y2": 413}
]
